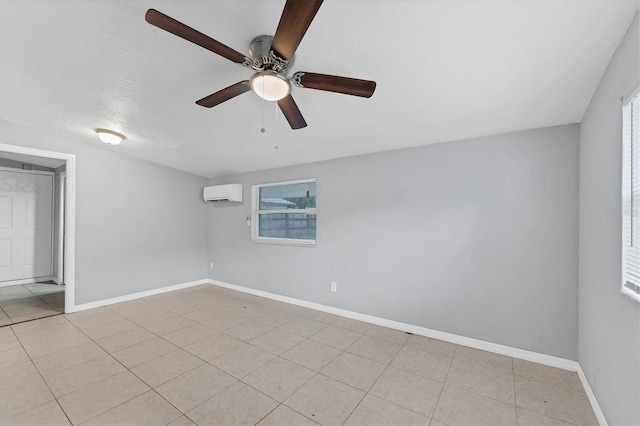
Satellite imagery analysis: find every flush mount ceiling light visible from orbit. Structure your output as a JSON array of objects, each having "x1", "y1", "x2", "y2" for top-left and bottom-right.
[
  {"x1": 250, "y1": 70, "x2": 291, "y2": 101},
  {"x1": 95, "y1": 128, "x2": 126, "y2": 145}
]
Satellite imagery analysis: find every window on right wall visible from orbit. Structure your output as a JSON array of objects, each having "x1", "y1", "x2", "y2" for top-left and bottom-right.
[{"x1": 622, "y1": 90, "x2": 640, "y2": 302}]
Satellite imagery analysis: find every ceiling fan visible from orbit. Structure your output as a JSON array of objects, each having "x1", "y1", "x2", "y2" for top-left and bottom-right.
[{"x1": 145, "y1": 0, "x2": 376, "y2": 130}]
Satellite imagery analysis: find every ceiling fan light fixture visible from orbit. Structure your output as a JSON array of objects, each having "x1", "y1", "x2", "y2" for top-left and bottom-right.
[
  {"x1": 250, "y1": 71, "x2": 290, "y2": 101},
  {"x1": 95, "y1": 128, "x2": 126, "y2": 145}
]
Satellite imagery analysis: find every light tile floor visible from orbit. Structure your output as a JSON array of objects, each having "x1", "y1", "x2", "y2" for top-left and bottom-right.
[
  {"x1": 0, "y1": 284, "x2": 598, "y2": 425},
  {"x1": 0, "y1": 282, "x2": 64, "y2": 326}
]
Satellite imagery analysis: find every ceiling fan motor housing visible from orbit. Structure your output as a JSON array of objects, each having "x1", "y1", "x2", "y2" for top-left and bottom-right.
[{"x1": 249, "y1": 35, "x2": 294, "y2": 75}]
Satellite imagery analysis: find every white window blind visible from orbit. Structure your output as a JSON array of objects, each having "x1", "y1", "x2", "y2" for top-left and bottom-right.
[{"x1": 622, "y1": 92, "x2": 640, "y2": 301}]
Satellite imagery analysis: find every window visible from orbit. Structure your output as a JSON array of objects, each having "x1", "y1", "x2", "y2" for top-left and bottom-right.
[
  {"x1": 622, "y1": 91, "x2": 640, "y2": 302},
  {"x1": 252, "y1": 179, "x2": 316, "y2": 246}
]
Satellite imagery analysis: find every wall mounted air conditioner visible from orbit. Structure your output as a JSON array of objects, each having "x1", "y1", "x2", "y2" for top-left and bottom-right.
[{"x1": 203, "y1": 184, "x2": 243, "y2": 202}]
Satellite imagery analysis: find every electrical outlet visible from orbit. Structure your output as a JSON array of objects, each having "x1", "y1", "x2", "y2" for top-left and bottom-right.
[
  {"x1": 330, "y1": 282, "x2": 337, "y2": 292},
  {"x1": 209, "y1": 262, "x2": 214, "y2": 269}
]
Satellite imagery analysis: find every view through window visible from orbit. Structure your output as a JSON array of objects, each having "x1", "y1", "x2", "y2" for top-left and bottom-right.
[
  {"x1": 252, "y1": 179, "x2": 317, "y2": 245},
  {"x1": 622, "y1": 90, "x2": 640, "y2": 302}
]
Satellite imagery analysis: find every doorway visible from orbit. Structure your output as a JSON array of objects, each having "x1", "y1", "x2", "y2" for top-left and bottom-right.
[
  {"x1": 0, "y1": 163, "x2": 63, "y2": 325},
  {"x1": 0, "y1": 144, "x2": 76, "y2": 321},
  {"x1": 0, "y1": 167, "x2": 55, "y2": 283}
]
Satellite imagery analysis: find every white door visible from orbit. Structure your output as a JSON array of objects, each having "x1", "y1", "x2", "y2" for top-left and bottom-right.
[{"x1": 0, "y1": 170, "x2": 53, "y2": 283}]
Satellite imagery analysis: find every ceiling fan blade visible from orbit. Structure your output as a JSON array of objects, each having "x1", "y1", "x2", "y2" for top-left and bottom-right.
[
  {"x1": 196, "y1": 81, "x2": 251, "y2": 108},
  {"x1": 294, "y1": 72, "x2": 376, "y2": 98},
  {"x1": 271, "y1": 0, "x2": 323, "y2": 61},
  {"x1": 145, "y1": 9, "x2": 248, "y2": 65},
  {"x1": 278, "y1": 95, "x2": 307, "y2": 129}
]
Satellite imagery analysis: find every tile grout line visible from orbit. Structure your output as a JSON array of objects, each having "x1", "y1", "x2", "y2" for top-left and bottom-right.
[
  {"x1": 430, "y1": 347, "x2": 587, "y2": 425},
  {"x1": 8, "y1": 318, "x2": 75, "y2": 426},
  {"x1": 262, "y1": 320, "x2": 361, "y2": 423},
  {"x1": 11, "y1": 289, "x2": 212, "y2": 424},
  {"x1": 4, "y1": 311, "x2": 63, "y2": 328},
  {"x1": 0, "y1": 282, "x2": 65, "y2": 325},
  {"x1": 249, "y1": 322, "x2": 344, "y2": 424},
  {"x1": 276, "y1": 318, "x2": 355, "y2": 411},
  {"x1": 95, "y1": 296, "x2": 306, "y2": 424},
  {"x1": 337, "y1": 327, "x2": 464, "y2": 423},
  {"x1": 343, "y1": 330, "x2": 430, "y2": 424},
  {"x1": 438, "y1": 347, "x2": 536, "y2": 412},
  {"x1": 60, "y1": 311, "x2": 194, "y2": 425},
  {"x1": 12, "y1": 285, "x2": 591, "y2": 426},
  {"x1": 153, "y1": 292, "x2": 580, "y2": 424},
  {"x1": 515, "y1": 406, "x2": 583, "y2": 426},
  {"x1": 441, "y1": 354, "x2": 590, "y2": 407},
  {"x1": 341, "y1": 355, "x2": 391, "y2": 424},
  {"x1": 80, "y1": 312, "x2": 368, "y2": 423},
  {"x1": 21, "y1": 310, "x2": 186, "y2": 424},
  {"x1": 513, "y1": 356, "x2": 519, "y2": 425},
  {"x1": 155, "y1": 295, "x2": 355, "y2": 425},
  {"x1": 273, "y1": 347, "x2": 346, "y2": 425},
  {"x1": 429, "y1": 341, "x2": 457, "y2": 423},
  {"x1": 37, "y1": 289, "x2": 65, "y2": 312},
  {"x1": 0, "y1": 303, "x2": 11, "y2": 322},
  {"x1": 164, "y1": 308, "x2": 319, "y2": 423},
  {"x1": 191, "y1": 318, "x2": 340, "y2": 424}
]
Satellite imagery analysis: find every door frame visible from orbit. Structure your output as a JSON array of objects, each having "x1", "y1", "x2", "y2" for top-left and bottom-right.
[
  {"x1": 0, "y1": 166, "x2": 53, "y2": 177},
  {"x1": 57, "y1": 170, "x2": 66, "y2": 285},
  {"x1": 0, "y1": 144, "x2": 77, "y2": 313}
]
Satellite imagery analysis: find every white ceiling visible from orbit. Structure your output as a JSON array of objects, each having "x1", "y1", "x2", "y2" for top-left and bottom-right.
[{"x1": 0, "y1": 1, "x2": 638, "y2": 178}]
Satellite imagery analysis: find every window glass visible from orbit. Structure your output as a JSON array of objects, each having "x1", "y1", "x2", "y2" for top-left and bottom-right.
[
  {"x1": 622, "y1": 91, "x2": 640, "y2": 302},
  {"x1": 259, "y1": 182, "x2": 316, "y2": 210},
  {"x1": 252, "y1": 179, "x2": 316, "y2": 246},
  {"x1": 258, "y1": 213, "x2": 317, "y2": 240}
]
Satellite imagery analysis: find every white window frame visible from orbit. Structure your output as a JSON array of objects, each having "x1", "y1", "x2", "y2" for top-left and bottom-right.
[
  {"x1": 251, "y1": 178, "x2": 317, "y2": 247},
  {"x1": 622, "y1": 89, "x2": 640, "y2": 302}
]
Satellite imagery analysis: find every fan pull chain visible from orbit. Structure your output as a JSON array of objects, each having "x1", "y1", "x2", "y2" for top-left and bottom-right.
[
  {"x1": 274, "y1": 102, "x2": 279, "y2": 149},
  {"x1": 260, "y1": 75, "x2": 266, "y2": 133}
]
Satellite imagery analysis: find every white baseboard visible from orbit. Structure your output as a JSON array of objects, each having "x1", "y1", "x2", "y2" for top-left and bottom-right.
[
  {"x1": 208, "y1": 279, "x2": 578, "y2": 372},
  {"x1": 71, "y1": 279, "x2": 209, "y2": 313},
  {"x1": 577, "y1": 364, "x2": 608, "y2": 425},
  {"x1": 63, "y1": 276, "x2": 607, "y2": 423},
  {"x1": 210, "y1": 280, "x2": 613, "y2": 422},
  {"x1": 0, "y1": 276, "x2": 55, "y2": 287}
]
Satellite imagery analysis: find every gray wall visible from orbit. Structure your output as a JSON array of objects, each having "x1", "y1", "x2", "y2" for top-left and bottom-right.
[
  {"x1": 578, "y1": 13, "x2": 640, "y2": 426},
  {"x1": 208, "y1": 124, "x2": 580, "y2": 359},
  {"x1": 0, "y1": 120, "x2": 209, "y2": 305}
]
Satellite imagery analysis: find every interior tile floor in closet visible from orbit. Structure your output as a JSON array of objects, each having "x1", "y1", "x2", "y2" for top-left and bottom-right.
[{"x1": 0, "y1": 281, "x2": 64, "y2": 326}]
